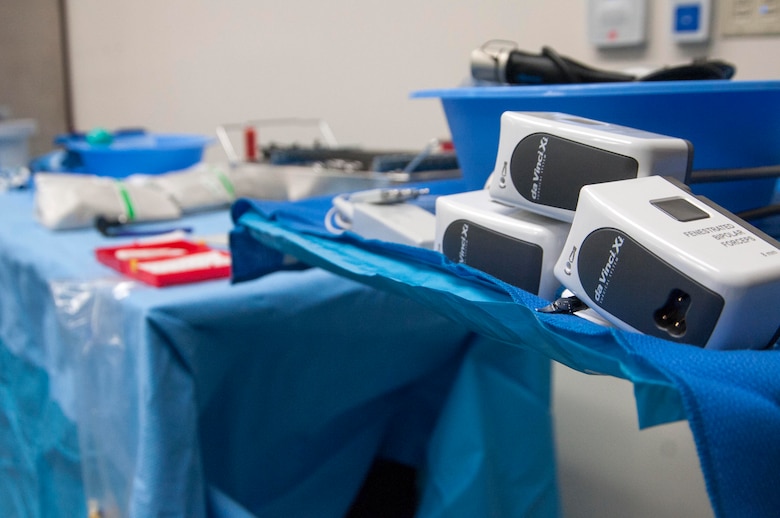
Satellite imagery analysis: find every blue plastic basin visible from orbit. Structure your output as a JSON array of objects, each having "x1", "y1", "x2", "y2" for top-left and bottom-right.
[
  {"x1": 413, "y1": 80, "x2": 780, "y2": 212},
  {"x1": 60, "y1": 132, "x2": 213, "y2": 177}
]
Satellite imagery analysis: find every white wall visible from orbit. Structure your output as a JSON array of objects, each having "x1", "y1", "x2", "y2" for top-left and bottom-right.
[
  {"x1": 65, "y1": 0, "x2": 780, "y2": 155},
  {"x1": 64, "y1": 2, "x2": 775, "y2": 516}
]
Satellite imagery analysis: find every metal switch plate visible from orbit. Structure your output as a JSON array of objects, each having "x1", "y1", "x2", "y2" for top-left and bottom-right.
[{"x1": 721, "y1": 0, "x2": 780, "y2": 36}]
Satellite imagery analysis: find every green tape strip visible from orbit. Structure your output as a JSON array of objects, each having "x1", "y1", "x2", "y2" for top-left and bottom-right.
[
  {"x1": 213, "y1": 167, "x2": 236, "y2": 199},
  {"x1": 115, "y1": 181, "x2": 136, "y2": 221}
]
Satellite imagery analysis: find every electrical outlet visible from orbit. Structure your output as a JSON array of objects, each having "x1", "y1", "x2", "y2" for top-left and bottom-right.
[
  {"x1": 721, "y1": 0, "x2": 780, "y2": 36},
  {"x1": 588, "y1": 0, "x2": 648, "y2": 47}
]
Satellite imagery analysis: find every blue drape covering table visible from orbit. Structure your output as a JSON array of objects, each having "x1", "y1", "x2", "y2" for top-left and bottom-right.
[
  {"x1": 0, "y1": 189, "x2": 480, "y2": 517},
  {"x1": 229, "y1": 181, "x2": 780, "y2": 518}
]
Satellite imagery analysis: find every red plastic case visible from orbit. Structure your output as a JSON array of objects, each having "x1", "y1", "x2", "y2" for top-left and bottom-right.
[{"x1": 95, "y1": 239, "x2": 231, "y2": 287}]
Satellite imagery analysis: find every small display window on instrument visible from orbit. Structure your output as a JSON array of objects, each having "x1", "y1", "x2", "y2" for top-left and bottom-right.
[{"x1": 650, "y1": 197, "x2": 710, "y2": 222}]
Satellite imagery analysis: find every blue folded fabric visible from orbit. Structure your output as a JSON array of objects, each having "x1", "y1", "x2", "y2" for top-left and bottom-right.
[
  {"x1": 0, "y1": 339, "x2": 85, "y2": 517},
  {"x1": 230, "y1": 184, "x2": 780, "y2": 518}
]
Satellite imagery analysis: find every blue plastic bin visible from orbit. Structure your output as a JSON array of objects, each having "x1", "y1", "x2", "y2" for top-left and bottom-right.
[
  {"x1": 58, "y1": 132, "x2": 213, "y2": 177},
  {"x1": 412, "y1": 80, "x2": 780, "y2": 212}
]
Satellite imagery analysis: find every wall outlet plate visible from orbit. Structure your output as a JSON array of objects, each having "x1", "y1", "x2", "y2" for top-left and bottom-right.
[{"x1": 588, "y1": 0, "x2": 648, "y2": 47}]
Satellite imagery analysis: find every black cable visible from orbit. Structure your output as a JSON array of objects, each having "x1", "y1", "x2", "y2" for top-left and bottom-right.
[
  {"x1": 640, "y1": 59, "x2": 735, "y2": 81},
  {"x1": 543, "y1": 46, "x2": 637, "y2": 83},
  {"x1": 540, "y1": 46, "x2": 580, "y2": 83},
  {"x1": 688, "y1": 166, "x2": 780, "y2": 222},
  {"x1": 689, "y1": 165, "x2": 780, "y2": 184},
  {"x1": 735, "y1": 205, "x2": 780, "y2": 222},
  {"x1": 471, "y1": 42, "x2": 736, "y2": 85}
]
